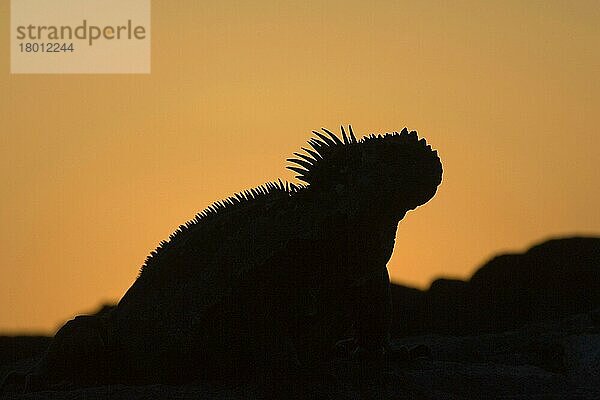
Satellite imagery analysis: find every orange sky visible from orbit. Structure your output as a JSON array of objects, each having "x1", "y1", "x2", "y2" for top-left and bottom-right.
[{"x1": 1, "y1": 1, "x2": 599, "y2": 333}]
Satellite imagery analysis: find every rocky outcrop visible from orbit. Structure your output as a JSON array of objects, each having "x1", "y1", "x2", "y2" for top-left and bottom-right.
[{"x1": 391, "y1": 237, "x2": 600, "y2": 336}]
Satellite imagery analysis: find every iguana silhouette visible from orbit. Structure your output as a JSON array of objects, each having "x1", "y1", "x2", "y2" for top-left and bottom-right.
[{"x1": 15, "y1": 126, "x2": 443, "y2": 388}]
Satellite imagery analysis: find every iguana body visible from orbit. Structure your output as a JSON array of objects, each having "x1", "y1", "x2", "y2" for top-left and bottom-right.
[{"x1": 26, "y1": 126, "x2": 443, "y2": 386}]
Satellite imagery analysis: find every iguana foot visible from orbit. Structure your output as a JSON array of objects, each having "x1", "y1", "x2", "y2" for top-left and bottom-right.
[
  {"x1": 336, "y1": 339, "x2": 432, "y2": 365},
  {"x1": 0, "y1": 370, "x2": 26, "y2": 394},
  {"x1": 386, "y1": 343, "x2": 432, "y2": 363},
  {"x1": 264, "y1": 366, "x2": 344, "y2": 400},
  {"x1": 0, "y1": 370, "x2": 72, "y2": 394},
  {"x1": 23, "y1": 373, "x2": 75, "y2": 393},
  {"x1": 408, "y1": 343, "x2": 432, "y2": 360},
  {"x1": 333, "y1": 338, "x2": 386, "y2": 366}
]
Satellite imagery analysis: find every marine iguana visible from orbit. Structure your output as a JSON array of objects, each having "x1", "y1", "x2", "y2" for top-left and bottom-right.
[{"x1": 17, "y1": 126, "x2": 443, "y2": 388}]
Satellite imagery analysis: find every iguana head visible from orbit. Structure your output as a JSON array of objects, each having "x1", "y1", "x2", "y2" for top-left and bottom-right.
[{"x1": 287, "y1": 126, "x2": 443, "y2": 220}]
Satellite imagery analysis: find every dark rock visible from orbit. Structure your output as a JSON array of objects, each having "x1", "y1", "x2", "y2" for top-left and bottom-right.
[
  {"x1": 392, "y1": 237, "x2": 600, "y2": 337},
  {"x1": 0, "y1": 336, "x2": 51, "y2": 366}
]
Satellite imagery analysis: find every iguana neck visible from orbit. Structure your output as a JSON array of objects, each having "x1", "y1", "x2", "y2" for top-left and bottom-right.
[{"x1": 303, "y1": 185, "x2": 405, "y2": 226}]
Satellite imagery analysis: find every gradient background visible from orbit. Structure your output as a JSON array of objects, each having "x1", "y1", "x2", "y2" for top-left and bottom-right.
[{"x1": 1, "y1": 1, "x2": 598, "y2": 333}]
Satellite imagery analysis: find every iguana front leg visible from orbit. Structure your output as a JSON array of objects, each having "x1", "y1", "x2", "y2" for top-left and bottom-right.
[
  {"x1": 352, "y1": 267, "x2": 430, "y2": 365},
  {"x1": 353, "y1": 266, "x2": 392, "y2": 355}
]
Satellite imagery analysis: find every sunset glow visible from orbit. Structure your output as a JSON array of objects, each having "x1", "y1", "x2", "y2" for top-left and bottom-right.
[{"x1": 1, "y1": 1, "x2": 598, "y2": 333}]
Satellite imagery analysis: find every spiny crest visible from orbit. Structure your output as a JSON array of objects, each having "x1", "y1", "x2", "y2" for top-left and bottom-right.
[
  {"x1": 191, "y1": 179, "x2": 301, "y2": 222},
  {"x1": 287, "y1": 125, "x2": 439, "y2": 186},
  {"x1": 139, "y1": 179, "x2": 303, "y2": 275},
  {"x1": 286, "y1": 126, "x2": 357, "y2": 184}
]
